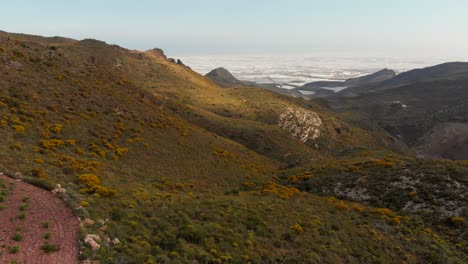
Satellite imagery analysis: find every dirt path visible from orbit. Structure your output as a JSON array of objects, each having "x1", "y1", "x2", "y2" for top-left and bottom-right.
[{"x1": 0, "y1": 174, "x2": 79, "y2": 264}]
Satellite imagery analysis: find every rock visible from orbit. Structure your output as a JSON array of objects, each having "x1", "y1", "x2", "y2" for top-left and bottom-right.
[
  {"x1": 99, "y1": 225, "x2": 107, "y2": 231},
  {"x1": 167, "y1": 58, "x2": 176, "y2": 63},
  {"x1": 41, "y1": 49, "x2": 56, "y2": 60},
  {"x1": 86, "y1": 234, "x2": 100, "y2": 240},
  {"x1": 52, "y1": 184, "x2": 66, "y2": 194},
  {"x1": 98, "y1": 219, "x2": 107, "y2": 225},
  {"x1": 144, "y1": 48, "x2": 167, "y2": 60},
  {"x1": 14, "y1": 171, "x2": 23, "y2": 177},
  {"x1": 6, "y1": 61, "x2": 22, "y2": 71},
  {"x1": 112, "y1": 238, "x2": 120, "y2": 245},
  {"x1": 84, "y1": 234, "x2": 101, "y2": 251},
  {"x1": 83, "y1": 218, "x2": 95, "y2": 226},
  {"x1": 333, "y1": 122, "x2": 350, "y2": 135},
  {"x1": 278, "y1": 107, "x2": 323, "y2": 143}
]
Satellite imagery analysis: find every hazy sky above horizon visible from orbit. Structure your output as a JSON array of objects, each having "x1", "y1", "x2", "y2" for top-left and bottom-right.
[{"x1": 2, "y1": 0, "x2": 468, "y2": 58}]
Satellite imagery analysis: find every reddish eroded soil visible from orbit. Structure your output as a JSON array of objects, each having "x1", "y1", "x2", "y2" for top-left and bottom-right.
[{"x1": 0, "y1": 175, "x2": 79, "y2": 264}]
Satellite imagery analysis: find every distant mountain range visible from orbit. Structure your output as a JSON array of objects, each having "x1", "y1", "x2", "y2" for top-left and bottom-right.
[{"x1": 336, "y1": 62, "x2": 468, "y2": 97}]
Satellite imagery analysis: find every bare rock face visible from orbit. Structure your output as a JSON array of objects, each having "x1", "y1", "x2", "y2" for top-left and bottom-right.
[
  {"x1": 279, "y1": 107, "x2": 323, "y2": 143},
  {"x1": 412, "y1": 122, "x2": 468, "y2": 160}
]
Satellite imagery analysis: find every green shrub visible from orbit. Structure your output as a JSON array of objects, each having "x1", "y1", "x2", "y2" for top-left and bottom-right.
[
  {"x1": 9, "y1": 245, "x2": 19, "y2": 254},
  {"x1": 12, "y1": 232, "x2": 22, "y2": 241},
  {"x1": 178, "y1": 224, "x2": 205, "y2": 244},
  {"x1": 40, "y1": 242, "x2": 60, "y2": 253}
]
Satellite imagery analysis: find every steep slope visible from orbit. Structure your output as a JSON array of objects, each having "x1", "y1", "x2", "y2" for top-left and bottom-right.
[
  {"x1": 412, "y1": 122, "x2": 468, "y2": 160},
  {"x1": 280, "y1": 155, "x2": 468, "y2": 245},
  {"x1": 0, "y1": 31, "x2": 466, "y2": 263},
  {"x1": 331, "y1": 78, "x2": 468, "y2": 152}
]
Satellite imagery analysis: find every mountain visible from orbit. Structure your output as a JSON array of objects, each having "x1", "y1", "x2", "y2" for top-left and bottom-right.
[
  {"x1": 296, "y1": 69, "x2": 396, "y2": 95},
  {"x1": 205, "y1": 67, "x2": 307, "y2": 97},
  {"x1": 318, "y1": 62, "x2": 468, "y2": 160},
  {"x1": 205, "y1": 67, "x2": 251, "y2": 88},
  {"x1": 344, "y1": 68, "x2": 396, "y2": 87},
  {"x1": 336, "y1": 62, "x2": 468, "y2": 97},
  {"x1": 329, "y1": 69, "x2": 468, "y2": 161},
  {"x1": 0, "y1": 31, "x2": 466, "y2": 263},
  {"x1": 379, "y1": 62, "x2": 468, "y2": 88}
]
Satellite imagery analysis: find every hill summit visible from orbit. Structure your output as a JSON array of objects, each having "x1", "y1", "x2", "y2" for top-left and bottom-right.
[{"x1": 205, "y1": 67, "x2": 247, "y2": 87}]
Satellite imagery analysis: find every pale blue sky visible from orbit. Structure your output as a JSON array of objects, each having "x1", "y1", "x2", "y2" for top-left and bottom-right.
[{"x1": 1, "y1": 0, "x2": 467, "y2": 57}]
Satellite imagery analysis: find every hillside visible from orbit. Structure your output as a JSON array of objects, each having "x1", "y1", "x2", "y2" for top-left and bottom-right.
[
  {"x1": 0, "y1": 31, "x2": 466, "y2": 263},
  {"x1": 295, "y1": 69, "x2": 396, "y2": 98},
  {"x1": 344, "y1": 68, "x2": 396, "y2": 87},
  {"x1": 336, "y1": 62, "x2": 468, "y2": 97},
  {"x1": 330, "y1": 77, "x2": 468, "y2": 160}
]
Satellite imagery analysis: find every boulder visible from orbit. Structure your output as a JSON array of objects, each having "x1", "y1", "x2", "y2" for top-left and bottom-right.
[
  {"x1": 112, "y1": 238, "x2": 120, "y2": 245},
  {"x1": 52, "y1": 183, "x2": 67, "y2": 194},
  {"x1": 84, "y1": 234, "x2": 101, "y2": 251}
]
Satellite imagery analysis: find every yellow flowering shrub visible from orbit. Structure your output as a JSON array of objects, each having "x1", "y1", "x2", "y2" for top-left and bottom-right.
[
  {"x1": 12, "y1": 125, "x2": 25, "y2": 132},
  {"x1": 292, "y1": 224, "x2": 304, "y2": 234},
  {"x1": 261, "y1": 181, "x2": 300, "y2": 199},
  {"x1": 40, "y1": 139, "x2": 65, "y2": 149},
  {"x1": 79, "y1": 174, "x2": 116, "y2": 197}
]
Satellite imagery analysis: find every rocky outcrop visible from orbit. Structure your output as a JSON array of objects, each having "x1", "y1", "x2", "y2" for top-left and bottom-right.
[
  {"x1": 144, "y1": 48, "x2": 167, "y2": 60},
  {"x1": 278, "y1": 107, "x2": 323, "y2": 143}
]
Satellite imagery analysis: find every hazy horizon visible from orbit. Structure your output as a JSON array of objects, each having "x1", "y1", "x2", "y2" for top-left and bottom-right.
[{"x1": 176, "y1": 54, "x2": 467, "y2": 89}]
